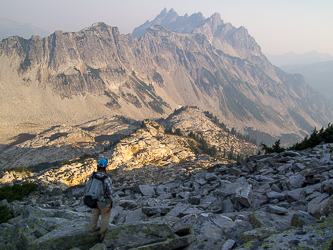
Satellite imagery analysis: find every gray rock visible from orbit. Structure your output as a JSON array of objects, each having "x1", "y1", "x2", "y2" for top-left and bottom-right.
[
  {"x1": 286, "y1": 174, "x2": 306, "y2": 189},
  {"x1": 192, "y1": 214, "x2": 234, "y2": 240},
  {"x1": 293, "y1": 163, "x2": 306, "y2": 171},
  {"x1": 239, "y1": 227, "x2": 279, "y2": 245},
  {"x1": 157, "y1": 193, "x2": 173, "y2": 200},
  {"x1": 195, "y1": 178, "x2": 207, "y2": 186},
  {"x1": 222, "y1": 198, "x2": 234, "y2": 213},
  {"x1": 286, "y1": 188, "x2": 305, "y2": 202},
  {"x1": 222, "y1": 177, "x2": 248, "y2": 196},
  {"x1": 0, "y1": 199, "x2": 8, "y2": 206},
  {"x1": 222, "y1": 239, "x2": 236, "y2": 250},
  {"x1": 322, "y1": 179, "x2": 333, "y2": 194},
  {"x1": 65, "y1": 185, "x2": 85, "y2": 199},
  {"x1": 249, "y1": 211, "x2": 292, "y2": 231},
  {"x1": 246, "y1": 162, "x2": 255, "y2": 172},
  {"x1": 180, "y1": 206, "x2": 205, "y2": 217},
  {"x1": 321, "y1": 195, "x2": 333, "y2": 218},
  {"x1": 188, "y1": 196, "x2": 201, "y2": 205},
  {"x1": 166, "y1": 203, "x2": 190, "y2": 217},
  {"x1": 118, "y1": 199, "x2": 137, "y2": 208},
  {"x1": 27, "y1": 220, "x2": 95, "y2": 250},
  {"x1": 131, "y1": 235, "x2": 196, "y2": 250},
  {"x1": 266, "y1": 205, "x2": 288, "y2": 215},
  {"x1": 235, "y1": 184, "x2": 252, "y2": 207},
  {"x1": 51, "y1": 187, "x2": 63, "y2": 196},
  {"x1": 186, "y1": 238, "x2": 226, "y2": 250},
  {"x1": 0, "y1": 223, "x2": 18, "y2": 250},
  {"x1": 229, "y1": 167, "x2": 241, "y2": 176},
  {"x1": 89, "y1": 243, "x2": 107, "y2": 250},
  {"x1": 225, "y1": 220, "x2": 253, "y2": 241},
  {"x1": 142, "y1": 206, "x2": 172, "y2": 216},
  {"x1": 103, "y1": 221, "x2": 175, "y2": 249},
  {"x1": 116, "y1": 208, "x2": 148, "y2": 225},
  {"x1": 266, "y1": 191, "x2": 285, "y2": 201},
  {"x1": 172, "y1": 214, "x2": 198, "y2": 233},
  {"x1": 271, "y1": 184, "x2": 282, "y2": 192},
  {"x1": 205, "y1": 173, "x2": 218, "y2": 181},
  {"x1": 139, "y1": 185, "x2": 156, "y2": 197},
  {"x1": 307, "y1": 192, "x2": 330, "y2": 213},
  {"x1": 258, "y1": 218, "x2": 333, "y2": 249},
  {"x1": 156, "y1": 185, "x2": 170, "y2": 195},
  {"x1": 291, "y1": 211, "x2": 317, "y2": 227}
]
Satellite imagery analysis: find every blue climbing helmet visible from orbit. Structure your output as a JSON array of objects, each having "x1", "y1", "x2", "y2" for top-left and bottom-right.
[{"x1": 97, "y1": 158, "x2": 108, "y2": 168}]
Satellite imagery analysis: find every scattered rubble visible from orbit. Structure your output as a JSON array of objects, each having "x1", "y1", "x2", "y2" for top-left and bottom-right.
[{"x1": 1, "y1": 143, "x2": 333, "y2": 249}]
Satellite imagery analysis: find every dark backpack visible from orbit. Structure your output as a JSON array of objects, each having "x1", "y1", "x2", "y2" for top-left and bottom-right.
[{"x1": 84, "y1": 173, "x2": 108, "y2": 209}]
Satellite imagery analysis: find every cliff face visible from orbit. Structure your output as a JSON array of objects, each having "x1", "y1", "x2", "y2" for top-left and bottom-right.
[{"x1": 0, "y1": 12, "x2": 332, "y2": 145}]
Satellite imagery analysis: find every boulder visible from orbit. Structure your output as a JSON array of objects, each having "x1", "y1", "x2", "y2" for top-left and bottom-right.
[
  {"x1": 225, "y1": 220, "x2": 253, "y2": 241},
  {"x1": 307, "y1": 193, "x2": 330, "y2": 213},
  {"x1": 166, "y1": 203, "x2": 190, "y2": 217},
  {"x1": 191, "y1": 214, "x2": 234, "y2": 241},
  {"x1": 286, "y1": 174, "x2": 306, "y2": 189},
  {"x1": 139, "y1": 185, "x2": 156, "y2": 197},
  {"x1": 27, "y1": 220, "x2": 97, "y2": 250},
  {"x1": 266, "y1": 205, "x2": 288, "y2": 215},
  {"x1": 129, "y1": 235, "x2": 196, "y2": 250},
  {"x1": 286, "y1": 188, "x2": 305, "y2": 202},
  {"x1": 291, "y1": 211, "x2": 317, "y2": 227},
  {"x1": 142, "y1": 206, "x2": 172, "y2": 216},
  {"x1": 239, "y1": 227, "x2": 279, "y2": 245},
  {"x1": 172, "y1": 214, "x2": 197, "y2": 234},
  {"x1": 0, "y1": 223, "x2": 18, "y2": 250},
  {"x1": 235, "y1": 184, "x2": 252, "y2": 207},
  {"x1": 322, "y1": 179, "x2": 333, "y2": 194},
  {"x1": 186, "y1": 238, "x2": 226, "y2": 250},
  {"x1": 103, "y1": 221, "x2": 175, "y2": 249},
  {"x1": 249, "y1": 211, "x2": 292, "y2": 231},
  {"x1": 258, "y1": 218, "x2": 333, "y2": 249}
]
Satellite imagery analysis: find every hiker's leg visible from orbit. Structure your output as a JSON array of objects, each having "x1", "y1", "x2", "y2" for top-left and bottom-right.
[
  {"x1": 90, "y1": 208, "x2": 101, "y2": 232},
  {"x1": 99, "y1": 203, "x2": 112, "y2": 234}
]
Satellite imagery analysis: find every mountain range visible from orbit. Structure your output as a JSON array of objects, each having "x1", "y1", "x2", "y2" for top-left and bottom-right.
[
  {"x1": 0, "y1": 18, "x2": 50, "y2": 41},
  {"x1": 265, "y1": 50, "x2": 333, "y2": 67},
  {"x1": 0, "y1": 9, "x2": 332, "y2": 146},
  {"x1": 281, "y1": 61, "x2": 333, "y2": 104}
]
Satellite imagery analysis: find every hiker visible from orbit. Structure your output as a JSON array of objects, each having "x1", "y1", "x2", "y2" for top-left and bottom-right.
[{"x1": 86, "y1": 158, "x2": 113, "y2": 242}]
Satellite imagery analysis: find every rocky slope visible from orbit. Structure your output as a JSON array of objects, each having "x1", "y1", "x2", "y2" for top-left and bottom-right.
[
  {"x1": 0, "y1": 9, "x2": 332, "y2": 145},
  {"x1": 0, "y1": 108, "x2": 258, "y2": 182},
  {"x1": 0, "y1": 116, "x2": 140, "y2": 171},
  {"x1": 1, "y1": 142, "x2": 333, "y2": 249}
]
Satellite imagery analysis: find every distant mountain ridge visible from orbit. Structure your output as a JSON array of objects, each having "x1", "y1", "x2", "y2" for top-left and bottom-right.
[
  {"x1": 281, "y1": 60, "x2": 333, "y2": 103},
  {"x1": 0, "y1": 18, "x2": 50, "y2": 41},
  {"x1": 265, "y1": 51, "x2": 333, "y2": 67},
  {"x1": 0, "y1": 9, "x2": 332, "y2": 146}
]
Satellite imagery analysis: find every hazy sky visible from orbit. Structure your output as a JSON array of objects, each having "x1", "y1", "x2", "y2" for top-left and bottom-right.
[{"x1": 1, "y1": 0, "x2": 332, "y2": 55}]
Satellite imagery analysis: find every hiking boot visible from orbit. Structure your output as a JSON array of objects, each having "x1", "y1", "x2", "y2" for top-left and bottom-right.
[
  {"x1": 99, "y1": 233, "x2": 105, "y2": 243},
  {"x1": 90, "y1": 226, "x2": 100, "y2": 232}
]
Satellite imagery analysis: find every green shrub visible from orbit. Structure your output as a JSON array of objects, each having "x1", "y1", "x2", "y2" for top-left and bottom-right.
[
  {"x1": 262, "y1": 124, "x2": 333, "y2": 154},
  {"x1": 14, "y1": 166, "x2": 31, "y2": 173},
  {"x1": 0, "y1": 183, "x2": 38, "y2": 203},
  {"x1": 0, "y1": 205, "x2": 13, "y2": 224}
]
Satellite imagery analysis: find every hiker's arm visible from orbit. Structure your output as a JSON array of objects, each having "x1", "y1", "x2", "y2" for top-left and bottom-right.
[{"x1": 105, "y1": 178, "x2": 114, "y2": 197}]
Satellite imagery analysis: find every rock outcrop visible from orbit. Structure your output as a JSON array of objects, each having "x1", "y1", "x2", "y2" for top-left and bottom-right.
[
  {"x1": 0, "y1": 107, "x2": 258, "y2": 175},
  {"x1": 0, "y1": 116, "x2": 139, "y2": 171},
  {"x1": 1, "y1": 142, "x2": 333, "y2": 249}
]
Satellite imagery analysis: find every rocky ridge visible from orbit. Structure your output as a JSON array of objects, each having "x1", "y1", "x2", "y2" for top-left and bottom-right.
[
  {"x1": 0, "y1": 107, "x2": 258, "y2": 173},
  {"x1": 0, "y1": 10, "x2": 332, "y2": 145},
  {"x1": 1, "y1": 142, "x2": 333, "y2": 249},
  {"x1": 0, "y1": 116, "x2": 139, "y2": 171}
]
